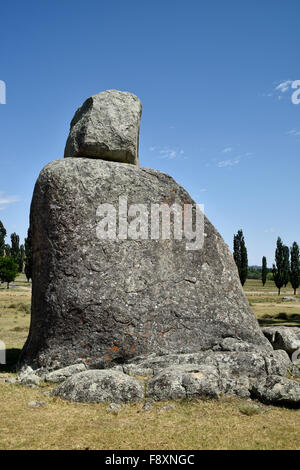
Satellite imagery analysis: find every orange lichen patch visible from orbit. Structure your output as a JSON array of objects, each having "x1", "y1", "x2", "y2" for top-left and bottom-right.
[
  {"x1": 105, "y1": 354, "x2": 111, "y2": 362},
  {"x1": 111, "y1": 345, "x2": 119, "y2": 351},
  {"x1": 81, "y1": 344, "x2": 85, "y2": 348},
  {"x1": 131, "y1": 345, "x2": 136, "y2": 352},
  {"x1": 161, "y1": 328, "x2": 175, "y2": 335}
]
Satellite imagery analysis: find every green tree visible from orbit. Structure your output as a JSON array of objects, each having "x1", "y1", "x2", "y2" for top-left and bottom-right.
[
  {"x1": 233, "y1": 229, "x2": 248, "y2": 286},
  {"x1": 262, "y1": 256, "x2": 267, "y2": 287},
  {"x1": 0, "y1": 220, "x2": 6, "y2": 257},
  {"x1": 10, "y1": 232, "x2": 20, "y2": 265},
  {"x1": 290, "y1": 242, "x2": 300, "y2": 295},
  {"x1": 272, "y1": 237, "x2": 285, "y2": 296},
  {"x1": 0, "y1": 257, "x2": 18, "y2": 289},
  {"x1": 283, "y1": 245, "x2": 290, "y2": 288},
  {"x1": 4, "y1": 244, "x2": 11, "y2": 257},
  {"x1": 18, "y1": 244, "x2": 25, "y2": 272},
  {"x1": 24, "y1": 228, "x2": 33, "y2": 282}
]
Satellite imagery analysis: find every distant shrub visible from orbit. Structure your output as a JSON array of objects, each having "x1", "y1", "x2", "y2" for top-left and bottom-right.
[{"x1": 239, "y1": 403, "x2": 262, "y2": 416}]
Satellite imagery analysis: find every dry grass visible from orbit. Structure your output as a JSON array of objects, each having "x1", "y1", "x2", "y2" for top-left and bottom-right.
[
  {"x1": 0, "y1": 274, "x2": 31, "y2": 368},
  {"x1": 0, "y1": 276, "x2": 300, "y2": 450},
  {"x1": 0, "y1": 382, "x2": 299, "y2": 450}
]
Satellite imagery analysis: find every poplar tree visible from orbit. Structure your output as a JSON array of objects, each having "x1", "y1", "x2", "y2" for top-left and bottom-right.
[
  {"x1": 290, "y1": 242, "x2": 300, "y2": 295},
  {"x1": 262, "y1": 256, "x2": 267, "y2": 287},
  {"x1": 10, "y1": 232, "x2": 20, "y2": 265},
  {"x1": 283, "y1": 245, "x2": 290, "y2": 288},
  {"x1": 233, "y1": 230, "x2": 248, "y2": 286},
  {"x1": 0, "y1": 220, "x2": 6, "y2": 257},
  {"x1": 272, "y1": 237, "x2": 285, "y2": 296},
  {"x1": 24, "y1": 228, "x2": 33, "y2": 282}
]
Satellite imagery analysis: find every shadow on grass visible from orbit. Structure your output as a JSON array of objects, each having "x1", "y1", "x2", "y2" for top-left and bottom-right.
[
  {"x1": 258, "y1": 313, "x2": 300, "y2": 328},
  {"x1": 0, "y1": 348, "x2": 21, "y2": 373}
]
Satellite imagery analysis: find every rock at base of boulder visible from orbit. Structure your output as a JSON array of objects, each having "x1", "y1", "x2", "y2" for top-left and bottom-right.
[
  {"x1": 45, "y1": 363, "x2": 87, "y2": 383},
  {"x1": 48, "y1": 350, "x2": 299, "y2": 406},
  {"x1": 146, "y1": 364, "x2": 224, "y2": 400},
  {"x1": 18, "y1": 366, "x2": 40, "y2": 386},
  {"x1": 262, "y1": 326, "x2": 300, "y2": 357},
  {"x1": 51, "y1": 369, "x2": 144, "y2": 403},
  {"x1": 251, "y1": 375, "x2": 300, "y2": 407}
]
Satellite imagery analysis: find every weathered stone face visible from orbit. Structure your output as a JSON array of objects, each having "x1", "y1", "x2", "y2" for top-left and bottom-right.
[
  {"x1": 64, "y1": 90, "x2": 142, "y2": 165},
  {"x1": 19, "y1": 158, "x2": 270, "y2": 370}
]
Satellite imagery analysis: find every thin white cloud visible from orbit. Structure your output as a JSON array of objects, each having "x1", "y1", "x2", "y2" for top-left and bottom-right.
[
  {"x1": 222, "y1": 147, "x2": 233, "y2": 153},
  {"x1": 264, "y1": 228, "x2": 276, "y2": 233},
  {"x1": 217, "y1": 148, "x2": 255, "y2": 168},
  {"x1": 0, "y1": 192, "x2": 20, "y2": 210},
  {"x1": 275, "y1": 80, "x2": 293, "y2": 93},
  {"x1": 149, "y1": 146, "x2": 185, "y2": 160},
  {"x1": 217, "y1": 157, "x2": 241, "y2": 168},
  {"x1": 286, "y1": 129, "x2": 300, "y2": 136},
  {"x1": 262, "y1": 80, "x2": 294, "y2": 101}
]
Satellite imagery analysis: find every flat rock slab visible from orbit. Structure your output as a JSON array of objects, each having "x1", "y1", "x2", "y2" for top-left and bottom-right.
[
  {"x1": 44, "y1": 363, "x2": 87, "y2": 383},
  {"x1": 19, "y1": 158, "x2": 270, "y2": 369},
  {"x1": 51, "y1": 369, "x2": 144, "y2": 403},
  {"x1": 64, "y1": 90, "x2": 142, "y2": 165},
  {"x1": 122, "y1": 349, "x2": 291, "y2": 378},
  {"x1": 282, "y1": 296, "x2": 300, "y2": 302}
]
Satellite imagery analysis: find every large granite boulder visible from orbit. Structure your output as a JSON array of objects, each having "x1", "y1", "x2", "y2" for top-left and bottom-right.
[
  {"x1": 19, "y1": 156, "x2": 271, "y2": 370},
  {"x1": 64, "y1": 90, "x2": 142, "y2": 165}
]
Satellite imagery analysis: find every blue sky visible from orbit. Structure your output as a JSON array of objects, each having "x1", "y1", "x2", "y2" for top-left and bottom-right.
[{"x1": 0, "y1": 0, "x2": 299, "y2": 265}]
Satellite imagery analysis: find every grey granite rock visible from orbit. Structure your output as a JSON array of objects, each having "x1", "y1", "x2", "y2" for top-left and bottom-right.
[
  {"x1": 51, "y1": 369, "x2": 144, "y2": 403},
  {"x1": 44, "y1": 363, "x2": 87, "y2": 383},
  {"x1": 19, "y1": 157, "x2": 270, "y2": 369},
  {"x1": 28, "y1": 401, "x2": 46, "y2": 408},
  {"x1": 251, "y1": 375, "x2": 300, "y2": 407},
  {"x1": 123, "y1": 350, "x2": 290, "y2": 379},
  {"x1": 64, "y1": 90, "x2": 142, "y2": 165},
  {"x1": 282, "y1": 296, "x2": 300, "y2": 302},
  {"x1": 18, "y1": 366, "x2": 40, "y2": 386},
  {"x1": 106, "y1": 403, "x2": 122, "y2": 413},
  {"x1": 262, "y1": 326, "x2": 300, "y2": 357},
  {"x1": 146, "y1": 364, "x2": 249, "y2": 400}
]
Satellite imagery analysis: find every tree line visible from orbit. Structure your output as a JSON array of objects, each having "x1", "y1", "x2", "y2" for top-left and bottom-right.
[
  {"x1": 233, "y1": 230, "x2": 300, "y2": 295},
  {"x1": 0, "y1": 220, "x2": 32, "y2": 288}
]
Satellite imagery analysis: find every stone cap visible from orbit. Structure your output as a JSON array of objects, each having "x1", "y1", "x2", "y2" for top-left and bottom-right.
[{"x1": 64, "y1": 89, "x2": 142, "y2": 165}]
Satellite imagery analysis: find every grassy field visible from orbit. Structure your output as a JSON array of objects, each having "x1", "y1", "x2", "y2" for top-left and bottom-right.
[
  {"x1": 244, "y1": 279, "x2": 300, "y2": 327},
  {"x1": 0, "y1": 275, "x2": 299, "y2": 450}
]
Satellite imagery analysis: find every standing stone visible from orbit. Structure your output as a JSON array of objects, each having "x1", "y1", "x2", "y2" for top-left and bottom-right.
[
  {"x1": 64, "y1": 90, "x2": 142, "y2": 165},
  {"x1": 19, "y1": 155, "x2": 271, "y2": 370}
]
